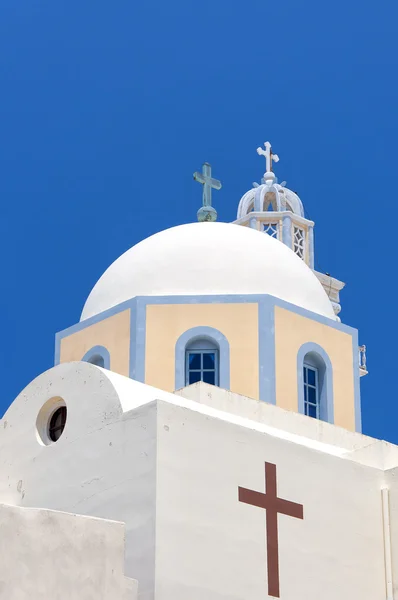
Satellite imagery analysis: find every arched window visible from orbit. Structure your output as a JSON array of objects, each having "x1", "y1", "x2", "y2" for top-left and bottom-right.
[
  {"x1": 185, "y1": 338, "x2": 219, "y2": 386},
  {"x1": 87, "y1": 354, "x2": 105, "y2": 368},
  {"x1": 175, "y1": 326, "x2": 230, "y2": 391},
  {"x1": 81, "y1": 345, "x2": 110, "y2": 370},
  {"x1": 303, "y1": 362, "x2": 319, "y2": 418},
  {"x1": 297, "y1": 343, "x2": 334, "y2": 423}
]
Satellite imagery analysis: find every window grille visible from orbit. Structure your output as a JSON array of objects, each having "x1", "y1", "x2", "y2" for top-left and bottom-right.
[
  {"x1": 293, "y1": 226, "x2": 305, "y2": 259},
  {"x1": 186, "y1": 350, "x2": 218, "y2": 386},
  {"x1": 303, "y1": 365, "x2": 319, "y2": 419},
  {"x1": 263, "y1": 222, "x2": 278, "y2": 238}
]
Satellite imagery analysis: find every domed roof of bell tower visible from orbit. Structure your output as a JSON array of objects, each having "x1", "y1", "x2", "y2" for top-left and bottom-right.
[
  {"x1": 237, "y1": 142, "x2": 304, "y2": 219},
  {"x1": 237, "y1": 179, "x2": 304, "y2": 219}
]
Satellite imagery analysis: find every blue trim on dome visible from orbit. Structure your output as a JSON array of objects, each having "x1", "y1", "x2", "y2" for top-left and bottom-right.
[
  {"x1": 352, "y1": 328, "x2": 362, "y2": 432},
  {"x1": 129, "y1": 299, "x2": 138, "y2": 381},
  {"x1": 132, "y1": 298, "x2": 146, "y2": 383},
  {"x1": 57, "y1": 295, "x2": 353, "y2": 336},
  {"x1": 259, "y1": 298, "x2": 276, "y2": 404}
]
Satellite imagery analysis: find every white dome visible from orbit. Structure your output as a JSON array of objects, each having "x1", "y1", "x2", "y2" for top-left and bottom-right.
[{"x1": 81, "y1": 222, "x2": 336, "y2": 321}]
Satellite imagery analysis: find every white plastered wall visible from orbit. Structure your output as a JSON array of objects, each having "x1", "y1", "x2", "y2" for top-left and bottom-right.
[
  {"x1": 154, "y1": 400, "x2": 387, "y2": 600},
  {"x1": 0, "y1": 504, "x2": 137, "y2": 600},
  {"x1": 1, "y1": 365, "x2": 398, "y2": 600},
  {"x1": 0, "y1": 363, "x2": 175, "y2": 600}
]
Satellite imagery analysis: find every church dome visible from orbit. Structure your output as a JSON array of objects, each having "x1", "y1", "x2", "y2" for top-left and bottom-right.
[
  {"x1": 80, "y1": 222, "x2": 336, "y2": 321},
  {"x1": 237, "y1": 183, "x2": 304, "y2": 219}
]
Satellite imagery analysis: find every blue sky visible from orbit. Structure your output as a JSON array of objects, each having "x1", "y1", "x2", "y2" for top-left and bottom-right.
[{"x1": 0, "y1": 0, "x2": 396, "y2": 441}]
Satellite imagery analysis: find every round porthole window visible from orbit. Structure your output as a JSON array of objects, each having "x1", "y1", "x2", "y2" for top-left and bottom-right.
[
  {"x1": 36, "y1": 397, "x2": 67, "y2": 446},
  {"x1": 48, "y1": 406, "x2": 67, "y2": 442}
]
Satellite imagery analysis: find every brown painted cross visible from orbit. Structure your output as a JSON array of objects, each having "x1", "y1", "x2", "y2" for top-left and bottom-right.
[{"x1": 238, "y1": 462, "x2": 304, "y2": 598}]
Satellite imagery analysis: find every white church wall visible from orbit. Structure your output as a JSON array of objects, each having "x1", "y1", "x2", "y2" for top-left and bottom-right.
[
  {"x1": 0, "y1": 363, "x2": 160, "y2": 600},
  {"x1": 0, "y1": 503, "x2": 137, "y2": 600},
  {"x1": 345, "y1": 439, "x2": 398, "y2": 470},
  {"x1": 154, "y1": 400, "x2": 387, "y2": 600},
  {"x1": 0, "y1": 364, "x2": 395, "y2": 600},
  {"x1": 384, "y1": 466, "x2": 398, "y2": 598},
  {"x1": 176, "y1": 382, "x2": 374, "y2": 454}
]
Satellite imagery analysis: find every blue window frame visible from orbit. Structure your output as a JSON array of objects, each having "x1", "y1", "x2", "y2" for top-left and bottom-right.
[
  {"x1": 303, "y1": 364, "x2": 319, "y2": 419},
  {"x1": 186, "y1": 349, "x2": 219, "y2": 386},
  {"x1": 175, "y1": 328, "x2": 229, "y2": 391},
  {"x1": 81, "y1": 345, "x2": 110, "y2": 370}
]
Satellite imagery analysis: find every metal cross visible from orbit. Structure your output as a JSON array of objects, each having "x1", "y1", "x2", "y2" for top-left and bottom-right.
[
  {"x1": 257, "y1": 141, "x2": 280, "y2": 173},
  {"x1": 193, "y1": 162, "x2": 222, "y2": 208}
]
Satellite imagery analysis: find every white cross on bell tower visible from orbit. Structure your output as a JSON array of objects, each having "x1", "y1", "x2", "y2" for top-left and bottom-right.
[{"x1": 257, "y1": 141, "x2": 279, "y2": 174}]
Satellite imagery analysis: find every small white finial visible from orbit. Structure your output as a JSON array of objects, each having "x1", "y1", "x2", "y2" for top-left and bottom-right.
[{"x1": 257, "y1": 141, "x2": 279, "y2": 173}]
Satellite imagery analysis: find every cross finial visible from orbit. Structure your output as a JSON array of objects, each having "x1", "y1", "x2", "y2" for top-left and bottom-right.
[
  {"x1": 257, "y1": 141, "x2": 280, "y2": 174},
  {"x1": 193, "y1": 162, "x2": 222, "y2": 222}
]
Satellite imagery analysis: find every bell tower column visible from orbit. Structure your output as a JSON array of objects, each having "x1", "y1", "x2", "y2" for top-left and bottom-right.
[
  {"x1": 308, "y1": 226, "x2": 315, "y2": 269},
  {"x1": 282, "y1": 214, "x2": 292, "y2": 248}
]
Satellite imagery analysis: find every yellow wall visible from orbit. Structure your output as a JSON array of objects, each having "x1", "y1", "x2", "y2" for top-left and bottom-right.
[
  {"x1": 274, "y1": 306, "x2": 355, "y2": 431},
  {"x1": 145, "y1": 303, "x2": 259, "y2": 399},
  {"x1": 59, "y1": 310, "x2": 131, "y2": 377}
]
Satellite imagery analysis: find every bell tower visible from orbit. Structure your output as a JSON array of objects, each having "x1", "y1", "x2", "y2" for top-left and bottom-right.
[{"x1": 233, "y1": 142, "x2": 345, "y2": 318}]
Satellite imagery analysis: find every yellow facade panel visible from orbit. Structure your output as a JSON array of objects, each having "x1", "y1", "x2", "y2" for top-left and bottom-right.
[
  {"x1": 274, "y1": 306, "x2": 355, "y2": 431},
  {"x1": 59, "y1": 310, "x2": 131, "y2": 377},
  {"x1": 145, "y1": 303, "x2": 259, "y2": 399}
]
